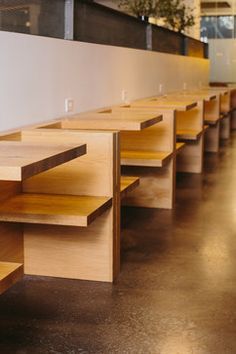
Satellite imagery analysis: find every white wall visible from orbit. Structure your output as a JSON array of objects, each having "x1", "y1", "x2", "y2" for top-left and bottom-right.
[
  {"x1": 209, "y1": 39, "x2": 236, "y2": 82},
  {"x1": 0, "y1": 31, "x2": 209, "y2": 132}
]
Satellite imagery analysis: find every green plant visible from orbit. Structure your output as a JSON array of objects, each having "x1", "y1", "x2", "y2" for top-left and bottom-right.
[
  {"x1": 118, "y1": 0, "x2": 158, "y2": 17},
  {"x1": 118, "y1": 0, "x2": 195, "y2": 32},
  {"x1": 156, "y1": 0, "x2": 195, "y2": 32}
]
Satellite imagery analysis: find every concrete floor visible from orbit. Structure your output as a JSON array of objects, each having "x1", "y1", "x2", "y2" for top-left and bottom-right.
[{"x1": 1, "y1": 135, "x2": 236, "y2": 354}]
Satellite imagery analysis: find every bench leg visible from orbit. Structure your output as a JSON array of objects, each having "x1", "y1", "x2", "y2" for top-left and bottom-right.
[
  {"x1": 24, "y1": 208, "x2": 119, "y2": 283},
  {"x1": 121, "y1": 158, "x2": 175, "y2": 209},
  {"x1": 231, "y1": 111, "x2": 236, "y2": 130},
  {"x1": 176, "y1": 135, "x2": 203, "y2": 174},
  {"x1": 220, "y1": 115, "x2": 230, "y2": 139},
  {"x1": 204, "y1": 122, "x2": 220, "y2": 152}
]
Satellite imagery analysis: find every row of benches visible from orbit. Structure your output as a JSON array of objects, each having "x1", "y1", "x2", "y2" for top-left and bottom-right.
[{"x1": 0, "y1": 86, "x2": 235, "y2": 296}]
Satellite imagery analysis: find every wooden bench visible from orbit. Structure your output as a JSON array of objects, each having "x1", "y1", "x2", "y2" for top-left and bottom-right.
[
  {"x1": 0, "y1": 129, "x2": 120, "y2": 285},
  {"x1": 99, "y1": 106, "x2": 176, "y2": 209},
  {"x1": 130, "y1": 96, "x2": 204, "y2": 174},
  {"x1": 167, "y1": 91, "x2": 221, "y2": 153},
  {"x1": 0, "y1": 139, "x2": 90, "y2": 294}
]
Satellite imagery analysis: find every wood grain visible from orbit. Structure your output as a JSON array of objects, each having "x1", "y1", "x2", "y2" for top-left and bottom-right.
[
  {"x1": 21, "y1": 129, "x2": 120, "y2": 282},
  {"x1": 0, "y1": 193, "x2": 112, "y2": 227},
  {"x1": 0, "y1": 262, "x2": 23, "y2": 295},
  {"x1": 120, "y1": 176, "x2": 140, "y2": 199},
  {"x1": 0, "y1": 141, "x2": 86, "y2": 181},
  {"x1": 121, "y1": 150, "x2": 173, "y2": 167},
  {"x1": 131, "y1": 97, "x2": 197, "y2": 111},
  {"x1": 61, "y1": 111, "x2": 162, "y2": 131}
]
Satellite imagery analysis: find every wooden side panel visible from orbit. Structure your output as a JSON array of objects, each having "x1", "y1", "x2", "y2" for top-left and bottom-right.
[
  {"x1": 120, "y1": 110, "x2": 175, "y2": 153},
  {"x1": 121, "y1": 158, "x2": 175, "y2": 209},
  {"x1": 21, "y1": 129, "x2": 120, "y2": 282},
  {"x1": 177, "y1": 135, "x2": 204, "y2": 173},
  {"x1": 204, "y1": 97, "x2": 220, "y2": 122},
  {"x1": 220, "y1": 114, "x2": 230, "y2": 139},
  {"x1": 0, "y1": 181, "x2": 24, "y2": 264},
  {"x1": 24, "y1": 210, "x2": 114, "y2": 282},
  {"x1": 220, "y1": 93, "x2": 230, "y2": 114},
  {"x1": 231, "y1": 111, "x2": 236, "y2": 130},
  {"x1": 176, "y1": 104, "x2": 203, "y2": 131},
  {"x1": 204, "y1": 122, "x2": 220, "y2": 152}
]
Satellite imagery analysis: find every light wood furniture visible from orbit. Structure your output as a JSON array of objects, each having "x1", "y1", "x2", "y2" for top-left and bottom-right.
[
  {"x1": 167, "y1": 91, "x2": 221, "y2": 153},
  {"x1": 0, "y1": 129, "x2": 120, "y2": 284},
  {"x1": 0, "y1": 139, "x2": 89, "y2": 294},
  {"x1": 120, "y1": 176, "x2": 140, "y2": 200},
  {"x1": 38, "y1": 111, "x2": 173, "y2": 209},
  {"x1": 0, "y1": 262, "x2": 23, "y2": 295},
  {"x1": 110, "y1": 105, "x2": 176, "y2": 209},
  {"x1": 130, "y1": 96, "x2": 204, "y2": 174},
  {"x1": 0, "y1": 141, "x2": 86, "y2": 181}
]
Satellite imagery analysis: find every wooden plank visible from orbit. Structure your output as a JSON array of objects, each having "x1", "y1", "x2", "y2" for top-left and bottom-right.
[
  {"x1": 0, "y1": 262, "x2": 23, "y2": 295},
  {"x1": 0, "y1": 193, "x2": 112, "y2": 227},
  {"x1": 177, "y1": 135, "x2": 204, "y2": 173},
  {"x1": 121, "y1": 150, "x2": 173, "y2": 167},
  {"x1": 204, "y1": 121, "x2": 220, "y2": 153},
  {"x1": 120, "y1": 176, "x2": 140, "y2": 199},
  {"x1": 0, "y1": 141, "x2": 87, "y2": 181},
  {"x1": 220, "y1": 114, "x2": 230, "y2": 139},
  {"x1": 21, "y1": 129, "x2": 120, "y2": 282},
  {"x1": 61, "y1": 111, "x2": 162, "y2": 131},
  {"x1": 121, "y1": 157, "x2": 175, "y2": 209},
  {"x1": 176, "y1": 142, "x2": 186, "y2": 154},
  {"x1": 132, "y1": 97, "x2": 197, "y2": 111},
  {"x1": 177, "y1": 129, "x2": 202, "y2": 141}
]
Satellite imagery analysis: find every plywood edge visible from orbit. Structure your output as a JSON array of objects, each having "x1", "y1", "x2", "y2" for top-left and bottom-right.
[
  {"x1": 0, "y1": 194, "x2": 113, "y2": 227},
  {"x1": 0, "y1": 262, "x2": 23, "y2": 295},
  {"x1": 120, "y1": 176, "x2": 140, "y2": 200},
  {"x1": 121, "y1": 150, "x2": 173, "y2": 167},
  {"x1": 177, "y1": 129, "x2": 203, "y2": 141}
]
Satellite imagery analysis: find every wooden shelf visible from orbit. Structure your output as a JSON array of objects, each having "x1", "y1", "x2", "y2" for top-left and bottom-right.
[
  {"x1": 204, "y1": 116, "x2": 221, "y2": 125},
  {"x1": 0, "y1": 141, "x2": 86, "y2": 181},
  {"x1": 0, "y1": 262, "x2": 23, "y2": 295},
  {"x1": 132, "y1": 98, "x2": 197, "y2": 111},
  {"x1": 172, "y1": 91, "x2": 217, "y2": 102},
  {"x1": 177, "y1": 129, "x2": 203, "y2": 141},
  {"x1": 0, "y1": 193, "x2": 112, "y2": 227},
  {"x1": 176, "y1": 142, "x2": 186, "y2": 153},
  {"x1": 120, "y1": 176, "x2": 140, "y2": 199},
  {"x1": 121, "y1": 150, "x2": 173, "y2": 167},
  {"x1": 62, "y1": 111, "x2": 162, "y2": 131}
]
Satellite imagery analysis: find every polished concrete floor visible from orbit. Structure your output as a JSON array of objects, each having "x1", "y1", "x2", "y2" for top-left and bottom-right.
[{"x1": 1, "y1": 135, "x2": 236, "y2": 354}]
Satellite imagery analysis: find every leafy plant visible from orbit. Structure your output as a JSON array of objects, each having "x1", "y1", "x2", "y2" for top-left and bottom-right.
[
  {"x1": 118, "y1": 0, "x2": 195, "y2": 32},
  {"x1": 157, "y1": 0, "x2": 195, "y2": 32},
  {"x1": 118, "y1": 0, "x2": 158, "y2": 17}
]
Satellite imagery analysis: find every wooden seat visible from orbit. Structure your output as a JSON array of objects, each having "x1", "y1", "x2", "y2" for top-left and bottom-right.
[
  {"x1": 0, "y1": 141, "x2": 86, "y2": 181},
  {"x1": 176, "y1": 142, "x2": 186, "y2": 153},
  {"x1": 120, "y1": 176, "x2": 140, "y2": 199},
  {"x1": 0, "y1": 262, "x2": 23, "y2": 295},
  {"x1": 0, "y1": 193, "x2": 112, "y2": 227},
  {"x1": 177, "y1": 129, "x2": 202, "y2": 141},
  {"x1": 121, "y1": 150, "x2": 173, "y2": 167}
]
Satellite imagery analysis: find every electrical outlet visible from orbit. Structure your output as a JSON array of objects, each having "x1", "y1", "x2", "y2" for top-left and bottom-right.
[
  {"x1": 65, "y1": 98, "x2": 74, "y2": 113},
  {"x1": 121, "y1": 89, "x2": 128, "y2": 103},
  {"x1": 183, "y1": 82, "x2": 187, "y2": 91},
  {"x1": 159, "y1": 84, "x2": 163, "y2": 94}
]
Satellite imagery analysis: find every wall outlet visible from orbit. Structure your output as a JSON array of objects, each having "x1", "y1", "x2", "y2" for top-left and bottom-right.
[
  {"x1": 65, "y1": 98, "x2": 74, "y2": 113},
  {"x1": 159, "y1": 84, "x2": 163, "y2": 94},
  {"x1": 183, "y1": 82, "x2": 187, "y2": 91},
  {"x1": 121, "y1": 89, "x2": 128, "y2": 103}
]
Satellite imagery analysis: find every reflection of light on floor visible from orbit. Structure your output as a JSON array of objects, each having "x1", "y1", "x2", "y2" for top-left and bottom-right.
[
  {"x1": 201, "y1": 234, "x2": 231, "y2": 284},
  {"x1": 160, "y1": 336, "x2": 194, "y2": 354}
]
